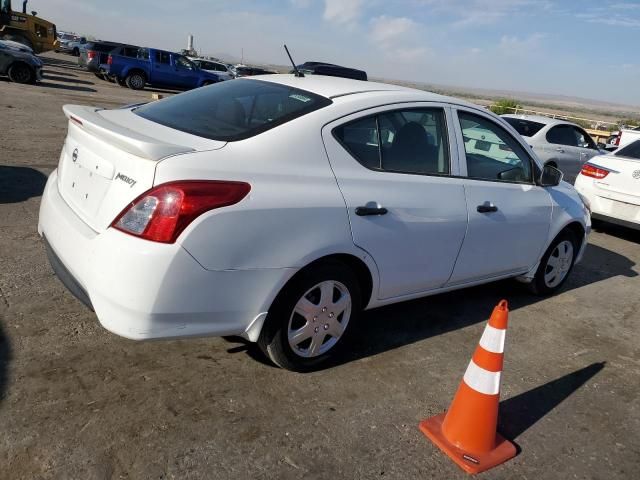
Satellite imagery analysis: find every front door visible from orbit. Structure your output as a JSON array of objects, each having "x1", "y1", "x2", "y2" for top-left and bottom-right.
[
  {"x1": 323, "y1": 104, "x2": 468, "y2": 299},
  {"x1": 447, "y1": 108, "x2": 552, "y2": 284},
  {"x1": 173, "y1": 55, "x2": 199, "y2": 88}
]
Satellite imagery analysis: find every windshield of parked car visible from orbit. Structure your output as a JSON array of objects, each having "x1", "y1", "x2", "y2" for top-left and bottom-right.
[
  {"x1": 134, "y1": 79, "x2": 332, "y2": 141},
  {"x1": 615, "y1": 140, "x2": 640, "y2": 159},
  {"x1": 502, "y1": 117, "x2": 545, "y2": 137}
]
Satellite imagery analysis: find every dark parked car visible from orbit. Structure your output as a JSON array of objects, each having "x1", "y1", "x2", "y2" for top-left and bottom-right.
[
  {"x1": 234, "y1": 66, "x2": 276, "y2": 77},
  {"x1": 78, "y1": 40, "x2": 125, "y2": 75},
  {"x1": 295, "y1": 61, "x2": 367, "y2": 81},
  {"x1": 0, "y1": 39, "x2": 42, "y2": 83}
]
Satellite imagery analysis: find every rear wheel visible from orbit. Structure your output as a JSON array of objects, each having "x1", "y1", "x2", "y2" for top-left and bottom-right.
[
  {"x1": 258, "y1": 262, "x2": 361, "y2": 372},
  {"x1": 125, "y1": 72, "x2": 146, "y2": 90},
  {"x1": 8, "y1": 63, "x2": 34, "y2": 84},
  {"x1": 116, "y1": 77, "x2": 127, "y2": 87},
  {"x1": 72, "y1": 47, "x2": 80, "y2": 56},
  {"x1": 530, "y1": 230, "x2": 578, "y2": 295}
]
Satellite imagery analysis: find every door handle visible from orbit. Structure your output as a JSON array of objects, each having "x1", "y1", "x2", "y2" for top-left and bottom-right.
[
  {"x1": 555, "y1": 147, "x2": 565, "y2": 153},
  {"x1": 477, "y1": 203, "x2": 498, "y2": 213},
  {"x1": 355, "y1": 206, "x2": 388, "y2": 216}
]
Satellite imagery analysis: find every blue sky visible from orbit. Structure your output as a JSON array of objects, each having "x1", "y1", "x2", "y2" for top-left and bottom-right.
[{"x1": 39, "y1": 0, "x2": 640, "y2": 105}]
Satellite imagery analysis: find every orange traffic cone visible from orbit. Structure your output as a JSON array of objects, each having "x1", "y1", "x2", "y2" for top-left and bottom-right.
[{"x1": 419, "y1": 300, "x2": 516, "y2": 474}]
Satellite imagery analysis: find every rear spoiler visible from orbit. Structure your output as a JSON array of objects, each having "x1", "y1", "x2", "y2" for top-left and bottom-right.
[{"x1": 62, "y1": 105, "x2": 195, "y2": 161}]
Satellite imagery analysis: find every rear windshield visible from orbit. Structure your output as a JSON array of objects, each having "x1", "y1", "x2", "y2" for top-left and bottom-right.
[
  {"x1": 134, "y1": 79, "x2": 332, "y2": 141},
  {"x1": 615, "y1": 140, "x2": 640, "y2": 159},
  {"x1": 503, "y1": 117, "x2": 545, "y2": 137}
]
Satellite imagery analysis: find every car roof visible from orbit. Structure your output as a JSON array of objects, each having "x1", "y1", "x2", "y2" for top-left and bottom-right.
[
  {"x1": 245, "y1": 74, "x2": 460, "y2": 103},
  {"x1": 502, "y1": 114, "x2": 578, "y2": 128}
]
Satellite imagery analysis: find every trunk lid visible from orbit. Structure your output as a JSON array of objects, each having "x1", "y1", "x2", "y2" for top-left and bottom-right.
[
  {"x1": 590, "y1": 154, "x2": 640, "y2": 206},
  {"x1": 57, "y1": 105, "x2": 225, "y2": 232}
]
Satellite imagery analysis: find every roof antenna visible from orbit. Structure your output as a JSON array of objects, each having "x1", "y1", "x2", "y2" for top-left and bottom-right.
[{"x1": 284, "y1": 44, "x2": 304, "y2": 77}]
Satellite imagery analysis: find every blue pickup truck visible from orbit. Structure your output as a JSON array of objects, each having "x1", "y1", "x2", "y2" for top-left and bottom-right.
[{"x1": 102, "y1": 46, "x2": 222, "y2": 90}]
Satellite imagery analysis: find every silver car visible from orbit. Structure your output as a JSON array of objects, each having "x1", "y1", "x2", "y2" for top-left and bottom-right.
[{"x1": 502, "y1": 114, "x2": 603, "y2": 183}]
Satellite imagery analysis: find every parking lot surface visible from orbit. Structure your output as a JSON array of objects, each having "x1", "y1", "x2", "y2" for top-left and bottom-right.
[{"x1": 1, "y1": 53, "x2": 639, "y2": 479}]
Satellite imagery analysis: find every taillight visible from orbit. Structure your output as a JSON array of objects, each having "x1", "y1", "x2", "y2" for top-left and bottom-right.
[
  {"x1": 111, "y1": 181, "x2": 251, "y2": 243},
  {"x1": 580, "y1": 164, "x2": 609, "y2": 179},
  {"x1": 107, "y1": 55, "x2": 113, "y2": 65},
  {"x1": 87, "y1": 50, "x2": 96, "y2": 60}
]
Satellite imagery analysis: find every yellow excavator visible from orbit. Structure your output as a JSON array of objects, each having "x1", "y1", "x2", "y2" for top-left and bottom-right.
[{"x1": 0, "y1": 0, "x2": 57, "y2": 53}]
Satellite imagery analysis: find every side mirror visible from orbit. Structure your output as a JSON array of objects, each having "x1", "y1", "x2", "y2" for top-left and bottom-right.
[{"x1": 539, "y1": 164, "x2": 563, "y2": 187}]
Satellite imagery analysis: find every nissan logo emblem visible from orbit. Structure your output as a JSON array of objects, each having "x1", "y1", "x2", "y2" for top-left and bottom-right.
[
  {"x1": 72, "y1": 148, "x2": 78, "y2": 163},
  {"x1": 633, "y1": 170, "x2": 640, "y2": 179}
]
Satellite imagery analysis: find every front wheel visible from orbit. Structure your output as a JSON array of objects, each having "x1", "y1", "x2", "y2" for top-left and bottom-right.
[
  {"x1": 258, "y1": 262, "x2": 362, "y2": 372},
  {"x1": 530, "y1": 230, "x2": 578, "y2": 295}
]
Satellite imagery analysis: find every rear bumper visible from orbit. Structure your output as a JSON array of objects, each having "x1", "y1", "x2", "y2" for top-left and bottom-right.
[
  {"x1": 575, "y1": 179, "x2": 640, "y2": 229},
  {"x1": 38, "y1": 169, "x2": 292, "y2": 341}
]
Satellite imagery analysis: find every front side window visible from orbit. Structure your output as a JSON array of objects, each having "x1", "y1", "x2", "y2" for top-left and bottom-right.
[
  {"x1": 175, "y1": 56, "x2": 194, "y2": 70},
  {"x1": 134, "y1": 79, "x2": 332, "y2": 141},
  {"x1": 546, "y1": 125, "x2": 578, "y2": 146},
  {"x1": 334, "y1": 108, "x2": 450, "y2": 175},
  {"x1": 459, "y1": 111, "x2": 533, "y2": 183},
  {"x1": 572, "y1": 127, "x2": 596, "y2": 149}
]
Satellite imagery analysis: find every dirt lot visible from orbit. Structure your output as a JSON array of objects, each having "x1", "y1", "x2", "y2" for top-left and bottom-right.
[{"x1": 0, "y1": 52, "x2": 639, "y2": 480}]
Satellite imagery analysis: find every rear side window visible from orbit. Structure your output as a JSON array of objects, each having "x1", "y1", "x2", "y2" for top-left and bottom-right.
[
  {"x1": 502, "y1": 117, "x2": 545, "y2": 137},
  {"x1": 134, "y1": 79, "x2": 332, "y2": 141},
  {"x1": 616, "y1": 140, "x2": 640, "y2": 159},
  {"x1": 334, "y1": 108, "x2": 450, "y2": 175},
  {"x1": 546, "y1": 125, "x2": 578, "y2": 146}
]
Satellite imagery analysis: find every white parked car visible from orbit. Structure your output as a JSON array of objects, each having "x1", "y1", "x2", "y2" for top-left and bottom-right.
[
  {"x1": 575, "y1": 139, "x2": 640, "y2": 230},
  {"x1": 38, "y1": 76, "x2": 590, "y2": 371},
  {"x1": 502, "y1": 114, "x2": 603, "y2": 184},
  {"x1": 190, "y1": 59, "x2": 234, "y2": 81}
]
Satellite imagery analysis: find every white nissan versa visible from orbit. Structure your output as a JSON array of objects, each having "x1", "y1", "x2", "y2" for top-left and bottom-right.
[{"x1": 38, "y1": 75, "x2": 590, "y2": 371}]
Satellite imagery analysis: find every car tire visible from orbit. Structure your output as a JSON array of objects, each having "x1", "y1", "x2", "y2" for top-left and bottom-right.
[
  {"x1": 258, "y1": 261, "x2": 362, "y2": 372},
  {"x1": 7, "y1": 63, "x2": 34, "y2": 84},
  {"x1": 116, "y1": 77, "x2": 127, "y2": 87},
  {"x1": 530, "y1": 229, "x2": 578, "y2": 295},
  {"x1": 72, "y1": 47, "x2": 80, "y2": 56},
  {"x1": 94, "y1": 72, "x2": 105, "y2": 81},
  {"x1": 125, "y1": 72, "x2": 146, "y2": 90}
]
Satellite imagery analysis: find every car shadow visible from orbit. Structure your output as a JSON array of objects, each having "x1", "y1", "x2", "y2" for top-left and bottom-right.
[
  {"x1": 0, "y1": 166, "x2": 48, "y2": 204},
  {"x1": 40, "y1": 56, "x2": 84, "y2": 71},
  {"x1": 592, "y1": 221, "x2": 640, "y2": 244},
  {"x1": 38, "y1": 82, "x2": 97, "y2": 93},
  {"x1": 0, "y1": 318, "x2": 11, "y2": 405},
  {"x1": 230, "y1": 242, "x2": 636, "y2": 369},
  {"x1": 498, "y1": 362, "x2": 605, "y2": 446},
  {"x1": 41, "y1": 73, "x2": 95, "y2": 85}
]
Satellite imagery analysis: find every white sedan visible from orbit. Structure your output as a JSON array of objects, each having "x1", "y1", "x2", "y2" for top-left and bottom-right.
[
  {"x1": 575, "y1": 140, "x2": 640, "y2": 230},
  {"x1": 38, "y1": 75, "x2": 590, "y2": 371}
]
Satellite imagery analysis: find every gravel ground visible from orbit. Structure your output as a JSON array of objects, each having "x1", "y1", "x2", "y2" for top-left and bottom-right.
[{"x1": 0, "y1": 52, "x2": 639, "y2": 480}]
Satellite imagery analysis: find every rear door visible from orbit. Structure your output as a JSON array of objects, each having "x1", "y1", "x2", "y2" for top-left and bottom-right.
[
  {"x1": 323, "y1": 103, "x2": 469, "y2": 299},
  {"x1": 543, "y1": 125, "x2": 582, "y2": 182},
  {"x1": 447, "y1": 108, "x2": 552, "y2": 285},
  {"x1": 151, "y1": 50, "x2": 173, "y2": 85}
]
